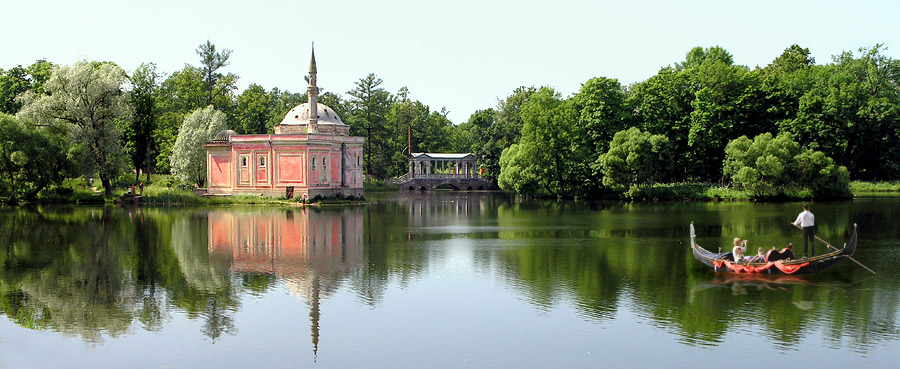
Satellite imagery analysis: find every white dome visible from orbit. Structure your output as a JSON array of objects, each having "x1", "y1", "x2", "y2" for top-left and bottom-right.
[{"x1": 280, "y1": 103, "x2": 346, "y2": 126}]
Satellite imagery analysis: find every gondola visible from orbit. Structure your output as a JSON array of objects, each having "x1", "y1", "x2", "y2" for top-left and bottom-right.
[{"x1": 689, "y1": 222, "x2": 857, "y2": 275}]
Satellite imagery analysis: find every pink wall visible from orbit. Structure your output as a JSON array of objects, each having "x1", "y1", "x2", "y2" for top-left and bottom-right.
[{"x1": 209, "y1": 154, "x2": 232, "y2": 187}]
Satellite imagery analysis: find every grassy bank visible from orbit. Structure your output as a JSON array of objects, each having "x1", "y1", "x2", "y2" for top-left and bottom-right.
[
  {"x1": 363, "y1": 179, "x2": 399, "y2": 192},
  {"x1": 609, "y1": 183, "x2": 749, "y2": 201},
  {"x1": 33, "y1": 174, "x2": 359, "y2": 206},
  {"x1": 850, "y1": 181, "x2": 900, "y2": 193},
  {"x1": 26, "y1": 175, "x2": 900, "y2": 205}
]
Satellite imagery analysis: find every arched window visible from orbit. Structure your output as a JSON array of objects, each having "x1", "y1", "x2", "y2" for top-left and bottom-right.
[
  {"x1": 312, "y1": 156, "x2": 316, "y2": 170},
  {"x1": 322, "y1": 157, "x2": 327, "y2": 171},
  {"x1": 258, "y1": 155, "x2": 266, "y2": 168},
  {"x1": 357, "y1": 155, "x2": 360, "y2": 167}
]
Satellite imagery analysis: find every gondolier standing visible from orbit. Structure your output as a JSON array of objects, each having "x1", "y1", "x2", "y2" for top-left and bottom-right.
[{"x1": 793, "y1": 203, "x2": 815, "y2": 258}]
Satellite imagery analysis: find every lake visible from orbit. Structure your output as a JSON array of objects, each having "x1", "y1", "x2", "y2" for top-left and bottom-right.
[{"x1": 1, "y1": 193, "x2": 899, "y2": 368}]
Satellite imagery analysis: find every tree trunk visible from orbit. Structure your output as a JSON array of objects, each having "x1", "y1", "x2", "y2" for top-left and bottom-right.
[
  {"x1": 146, "y1": 141, "x2": 151, "y2": 183},
  {"x1": 101, "y1": 175, "x2": 112, "y2": 198}
]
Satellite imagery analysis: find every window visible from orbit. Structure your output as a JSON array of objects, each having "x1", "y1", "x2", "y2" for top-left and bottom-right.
[
  {"x1": 312, "y1": 156, "x2": 316, "y2": 170},
  {"x1": 357, "y1": 155, "x2": 360, "y2": 167},
  {"x1": 258, "y1": 155, "x2": 266, "y2": 168},
  {"x1": 322, "y1": 157, "x2": 327, "y2": 171},
  {"x1": 240, "y1": 156, "x2": 248, "y2": 167}
]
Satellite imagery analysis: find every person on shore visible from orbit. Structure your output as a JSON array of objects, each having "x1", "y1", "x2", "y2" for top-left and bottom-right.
[{"x1": 793, "y1": 203, "x2": 815, "y2": 258}]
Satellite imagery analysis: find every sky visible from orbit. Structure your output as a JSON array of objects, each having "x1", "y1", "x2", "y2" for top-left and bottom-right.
[{"x1": 3, "y1": 0, "x2": 898, "y2": 124}]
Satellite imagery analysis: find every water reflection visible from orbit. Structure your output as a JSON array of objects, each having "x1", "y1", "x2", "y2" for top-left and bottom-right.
[
  {"x1": 1, "y1": 195, "x2": 900, "y2": 366},
  {"x1": 0, "y1": 206, "x2": 365, "y2": 348},
  {"x1": 206, "y1": 208, "x2": 363, "y2": 356}
]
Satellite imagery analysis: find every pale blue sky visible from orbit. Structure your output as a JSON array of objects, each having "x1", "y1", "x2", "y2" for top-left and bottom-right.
[{"x1": 3, "y1": 0, "x2": 897, "y2": 123}]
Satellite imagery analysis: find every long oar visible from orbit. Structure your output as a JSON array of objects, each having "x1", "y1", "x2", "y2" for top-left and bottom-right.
[{"x1": 792, "y1": 223, "x2": 875, "y2": 274}]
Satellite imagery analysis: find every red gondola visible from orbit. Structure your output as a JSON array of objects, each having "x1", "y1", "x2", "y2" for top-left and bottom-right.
[{"x1": 690, "y1": 222, "x2": 857, "y2": 275}]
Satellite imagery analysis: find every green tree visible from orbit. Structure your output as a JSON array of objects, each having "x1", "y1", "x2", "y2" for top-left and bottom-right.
[
  {"x1": 196, "y1": 40, "x2": 238, "y2": 109},
  {"x1": 497, "y1": 143, "x2": 540, "y2": 195},
  {"x1": 26, "y1": 60, "x2": 54, "y2": 95},
  {"x1": 154, "y1": 43, "x2": 238, "y2": 174},
  {"x1": 498, "y1": 87, "x2": 578, "y2": 197},
  {"x1": 463, "y1": 87, "x2": 536, "y2": 179},
  {"x1": 627, "y1": 67, "x2": 694, "y2": 181},
  {"x1": 0, "y1": 60, "x2": 54, "y2": 114},
  {"x1": 265, "y1": 88, "x2": 306, "y2": 133},
  {"x1": 0, "y1": 66, "x2": 30, "y2": 114},
  {"x1": 127, "y1": 63, "x2": 161, "y2": 183},
  {"x1": 571, "y1": 77, "x2": 629, "y2": 151},
  {"x1": 723, "y1": 132, "x2": 850, "y2": 199},
  {"x1": 723, "y1": 133, "x2": 799, "y2": 197},
  {"x1": 759, "y1": 45, "x2": 817, "y2": 132},
  {"x1": 686, "y1": 52, "x2": 770, "y2": 181},
  {"x1": 170, "y1": 106, "x2": 226, "y2": 187},
  {"x1": 234, "y1": 83, "x2": 272, "y2": 134},
  {"x1": 0, "y1": 113, "x2": 74, "y2": 202},
  {"x1": 597, "y1": 127, "x2": 673, "y2": 197},
  {"x1": 570, "y1": 77, "x2": 629, "y2": 193},
  {"x1": 346, "y1": 73, "x2": 393, "y2": 179},
  {"x1": 17, "y1": 60, "x2": 130, "y2": 197},
  {"x1": 783, "y1": 45, "x2": 900, "y2": 180},
  {"x1": 154, "y1": 66, "x2": 206, "y2": 173},
  {"x1": 676, "y1": 46, "x2": 734, "y2": 70},
  {"x1": 455, "y1": 108, "x2": 493, "y2": 158}
]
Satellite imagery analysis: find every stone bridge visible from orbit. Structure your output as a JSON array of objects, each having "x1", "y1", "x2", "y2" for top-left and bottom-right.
[{"x1": 389, "y1": 152, "x2": 498, "y2": 191}]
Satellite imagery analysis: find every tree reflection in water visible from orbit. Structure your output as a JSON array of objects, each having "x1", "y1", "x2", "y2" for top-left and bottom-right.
[
  {"x1": 0, "y1": 206, "x2": 365, "y2": 348},
  {"x1": 0, "y1": 194, "x2": 899, "y2": 361}
]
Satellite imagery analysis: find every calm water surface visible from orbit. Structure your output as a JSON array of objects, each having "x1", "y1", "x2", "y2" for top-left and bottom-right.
[{"x1": 1, "y1": 193, "x2": 899, "y2": 368}]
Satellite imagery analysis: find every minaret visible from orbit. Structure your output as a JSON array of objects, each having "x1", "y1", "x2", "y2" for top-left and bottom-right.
[{"x1": 308, "y1": 44, "x2": 318, "y2": 134}]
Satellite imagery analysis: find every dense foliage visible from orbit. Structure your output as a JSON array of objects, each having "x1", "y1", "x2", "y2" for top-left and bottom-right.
[
  {"x1": 598, "y1": 127, "x2": 673, "y2": 197},
  {"x1": 0, "y1": 114, "x2": 75, "y2": 203},
  {"x1": 723, "y1": 132, "x2": 850, "y2": 199},
  {"x1": 16, "y1": 61, "x2": 130, "y2": 197},
  {"x1": 0, "y1": 41, "x2": 896, "y2": 201},
  {"x1": 170, "y1": 106, "x2": 227, "y2": 187}
]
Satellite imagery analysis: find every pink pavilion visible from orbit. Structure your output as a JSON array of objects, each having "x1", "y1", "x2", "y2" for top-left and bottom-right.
[{"x1": 205, "y1": 47, "x2": 364, "y2": 199}]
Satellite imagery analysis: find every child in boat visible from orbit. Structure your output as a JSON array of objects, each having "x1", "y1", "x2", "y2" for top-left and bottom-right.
[
  {"x1": 739, "y1": 241, "x2": 760, "y2": 262},
  {"x1": 748, "y1": 247, "x2": 766, "y2": 263}
]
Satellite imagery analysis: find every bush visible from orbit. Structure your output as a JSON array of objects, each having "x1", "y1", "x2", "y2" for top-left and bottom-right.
[{"x1": 723, "y1": 132, "x2": 850, "y2": 200}]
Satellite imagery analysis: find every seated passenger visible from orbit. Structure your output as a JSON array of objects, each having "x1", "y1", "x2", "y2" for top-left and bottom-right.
[
  {"x1": 766, "y1": 243, "x2": 795, "y2": 262},
  {"x1": 749, "y1": 247, "x2": 766, "y2": 263},
  {"x1": 732, "y1": 238, "x2": 746, "y2": 262},
  {"x1": 781, "y1": 243, "x2": 795, "y2": 260},
  {"x1": 739, "y1": 243, "x2": 762, "y2": 262}
]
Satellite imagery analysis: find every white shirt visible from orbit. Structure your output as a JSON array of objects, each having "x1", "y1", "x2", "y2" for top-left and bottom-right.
[
  {"x1": 794, "y1": 210, "x2": 814, "y2": 227},
  {"x1": 732, "y1": 245, "x2": 745, "y2": 260}
]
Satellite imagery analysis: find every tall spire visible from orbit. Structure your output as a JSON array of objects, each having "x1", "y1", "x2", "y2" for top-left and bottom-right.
[
  {"x1": 307, "y1": 42, "x2": 318, "y2": 133},
  {"x1": 309, "y1": 42, "x2": 317, "y2": 74}
]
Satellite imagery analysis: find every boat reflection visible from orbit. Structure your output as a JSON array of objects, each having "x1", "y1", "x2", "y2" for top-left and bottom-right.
[
  {"x1": 207, "y1": 207, "x2": 364, "y2": 358},
  {"x1": 690, "y1": 272, "x2": 853, "y2": 297}
]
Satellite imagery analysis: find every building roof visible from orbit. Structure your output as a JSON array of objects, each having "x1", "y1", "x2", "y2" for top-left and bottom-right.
[
  {"x1": 211, "y1": 129, "x2": 239, "y2": 142},
  {"x1": 411, "y1": 153, "x2": 476, "y2": 160},
  {"x1": 279, "y1": 102, "x2": 346, "y2": 126}
]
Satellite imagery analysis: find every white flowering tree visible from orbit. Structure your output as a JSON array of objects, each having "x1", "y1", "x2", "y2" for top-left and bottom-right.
[
  {"x1": 17, "y1": 60, "x2": 130, "y2": 197},
  {"x1": 170, "y1": 106, "x2": 226, "y2": 187}
]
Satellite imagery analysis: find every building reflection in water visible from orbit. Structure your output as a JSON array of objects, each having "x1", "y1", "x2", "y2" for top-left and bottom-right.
[{"x1": 207, "y1": 207, "x2": 363, "y2": 359}]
